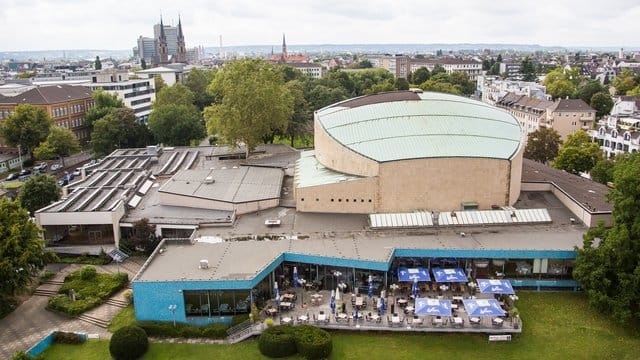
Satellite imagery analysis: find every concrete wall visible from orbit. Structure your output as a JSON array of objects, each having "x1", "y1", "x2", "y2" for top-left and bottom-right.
[
  {"x1": 377, "y1": 157, "x2": 514, "y2": 212},
  {"x1": 508, "y1": 147, "x2": 524, "y2": 206},
  {"x1": 313, "y1": 117, "x2": 379, "y2": 177},
  {"x1": 295, "y1": 176, "x2": 378, "y2": 213}
]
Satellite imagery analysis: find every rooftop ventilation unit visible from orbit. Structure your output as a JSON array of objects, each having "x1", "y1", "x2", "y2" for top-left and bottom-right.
[
  {"x1": 199, "y1": 259, "x2": 209, "y2": 269},
  {"x1": 204, "y1": 176, "x2": 215, "y2": 184}
]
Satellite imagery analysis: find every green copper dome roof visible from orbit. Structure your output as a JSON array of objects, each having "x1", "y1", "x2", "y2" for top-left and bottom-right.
[{"x1": 316, "y1": 91, "x2": 522, "y2": 162}]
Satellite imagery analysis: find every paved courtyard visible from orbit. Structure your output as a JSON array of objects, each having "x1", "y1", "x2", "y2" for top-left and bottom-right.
[{"x1": 0, "y1": 258, "x2": 143, "y2": 358}]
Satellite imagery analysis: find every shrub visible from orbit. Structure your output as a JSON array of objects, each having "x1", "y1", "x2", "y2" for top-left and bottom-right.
[
  {"x1": 265, "y1": 318, "x2": 274, "y2": 327},
  {"x1": 79, "y1": 266, "x2": 97, "y2": 280},
  {"x1": 258, "y1": 325, "x2": 297, "y2": 358},
  {"x1": 39, "y1": 270, "x2": 55, "y2": 283},
  {"x1": 53, "y1": 331, "x2": 85, "y2": 344},
  {"x1": 12, "y1": 351, "x2": 32, "y2": 360},
  {"x1": 294, "y1": 325, "x2": 332, "y2": 360},
  {"x1": 137, "y1": 321, "x2": 229, "y2": 339},
  {"x1": 122, "y1": 289, "x2": 133, "y2": 305},
  {"x1": 109, "y1": 325, "x2": 149, "y2": 360}
]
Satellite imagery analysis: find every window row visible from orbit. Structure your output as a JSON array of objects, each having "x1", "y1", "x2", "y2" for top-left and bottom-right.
[
  {"x1": 300, "y1": 198, "x2": 373, "y2": 203},
  {"x1": 183, "y1": 290, "x2": 251, "y2": 317},
  {"x1": 0, "y1": 110, "x2": 15, "y2": 119}
]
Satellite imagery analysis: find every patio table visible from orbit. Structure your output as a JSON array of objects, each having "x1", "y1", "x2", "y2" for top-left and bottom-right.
[
  {"x1": 492, "y1": 318, "x2": 504, "y2": 326},
  {"x1": 355, "y1": 297, "x2": 364, "y2": 306},
  {"x1": 439, "y1": 285, "x2": 449, "y2": 291},
  {"x1": 281, "y1": 317, "x2": 292, "y2": 325},
  {"x1": 297, "y1": 315, "x2": 308, "y2": 323},
  {"x1": 279, "y1": 302, "x2": 292, "y2": 310},
  {"x1": 392, "y1": 315, "x2": 401, "y2": 324},
  {"x1": 318, "y1": 314, "x2": 327, "y2": 322},
  {"x1": 433, "y1": 317, "x2": 443, "y2": 326},
  {"x1": 405, "y1": 305, "x2": 414, "y2": 312},
  {"x1": 469, "y1": 317, "x2": 481, "y2": 325}
]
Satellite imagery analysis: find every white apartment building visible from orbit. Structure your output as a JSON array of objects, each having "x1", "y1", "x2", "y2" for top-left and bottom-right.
[
  {"x1": 85, "y1": 71, "x2": 156, "y2": 123},
  {"x1": 410, "y1": 58, "x2": 482, "y2": 81},
  {"x1": 290, "y1": 62, "x2": 324, "y2": 79},
  {"x1": 478, "y1": 75, "x2": 549, "y2": 105},
  {"x1": 588, "y1": 96, "x2": 640, "y2": 158}
]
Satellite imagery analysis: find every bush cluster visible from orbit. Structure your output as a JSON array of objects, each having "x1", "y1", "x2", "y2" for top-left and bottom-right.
[
  {"x1": 109, "y1": 325, "x2": 149, "y2": 360},
  {"x1": 258, "y1": 325, "x2": 298, "y2": 358},
  {"x1": 79, "y1": 266, "x2": 97, "y2": 280},
  {"x1": 47, "y1": 267, "x2": 128, "y2": 316},
  {"x1": 294, "y1": 325, "x2": 333, "y2": 360},
  {"x1": 137, "y1": 321, "x2": 229, "y2": 339},
  {"x1": 53, "y1": 331, "x2": 85, "y2": 344},
  {"x1": 258, "y1": 325, "x2": 333, "y2": 359}
]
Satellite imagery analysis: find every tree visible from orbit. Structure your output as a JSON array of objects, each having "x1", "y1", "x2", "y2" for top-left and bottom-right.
[
  {"x1": 410, "y1": 67, "x2": 430, "y2": 85},
  {"x1": 94, "y1": 56, "x2": 102, "y2": 70},
  {"x1": 575, "y1": 80, "x2": 606, "y2": 104},
  {"x1": 185, "y1": 68, "x2": 216, "y2": 110},
  {"x1": 574, "y1": 153, "x2": 640, "y2": 325},
  {"x1": 394, "y1": 77, "x2": 410, "y2": 91},
  {"x1": 628, "y1": 84, "x2": 640, "y2": 96},
  {"x1": 590, "y1": 158, "x2": 615, "y2": 184},
  {"x1": 128, "y1": 218, "x2": 157, "y2": 253},
  {"x1": 430, "y1": 64, "x2": 446, "y2": 76},
  {"x1": 34, "y1": 126, "x2": 80, "y2": 163},
  {"x1": 0, "y1": 199, "x2": 56, "y2": 300},
  {"x1": 489, "y1": 62, "x2": 501, "y2": 76},
  {"x1": 358, "y1": 59, "x2": 373, "y2": 68},
  {"x1": 590, "y1": 92, "x2": 614, "y2": 118},
  {"x1": 544, "y1": 66, "x2": 581, "y2": 99},
  {"x1": 419, "y1": 80, "x2": 462, "y2": 95},
  {"x1": 154, "y1": 75, "x2": 167, "y2": 94},
  {"x1": 85, "y1": 89, "x2": 124, "y2": 128},
  {"x1": 496, "y1": 54, "x2": 503, "y2": 63},
  {"x1": 148, "y1": 104, "x2": 204, "y2": 146},
  {"x1": 305, "y1": 84, "x2": 349, "y2": 111},
  {"x1": 552, "y1": 130, "x2": 602, "y2": 174},
  {"x1": 91, "y1": 108, "x2": 152, "y2": 157},
  {"x1": 140, "y1": 58, "x2": 147, "y2": 70},
  {"x1": 520, "y1": 57, "x2": 536, "y2": 81},
  {"x1": 448, "y1": 72, "x2": 475, "y2": 95},
  {"x1": 524, "y1": 127, "x2": 562, "y2": 164},
  {"x1": 18, "y1": 174, "x2": 60, "y2": 215},
  {"x1": 0, "y1": 104, "x2": 52, "y2": 160},
  {"x1": 154, "y1": 83, "x2": 196, "y2": 108},
  {"x1": 283, "y1": 80, "x2": 312, "y2": 147},
  {"x1": 611, "y1": 69, "x2": 638, "y2": 95},
  {"x1": 204, "y1": 59, "x2": 294, "y2": 158}
]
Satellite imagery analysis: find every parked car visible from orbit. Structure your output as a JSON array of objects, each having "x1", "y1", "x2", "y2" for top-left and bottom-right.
[
  {"x1": 33, "y1": 162, "x2": 48, "y2": 173},
  {"x1": 5, "y1": 173, "x2": 19, "y2": 181},
  {"x1": 50, "y1": 163, "x2": 63, "y2": 171},
  {"x1": 19, "y1": 169, "x2": 31, "y2": 176}
]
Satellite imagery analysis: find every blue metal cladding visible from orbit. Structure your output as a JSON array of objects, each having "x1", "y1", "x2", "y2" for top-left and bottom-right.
[{"x1": 132, "y1": 246, "x2": 578, "y2": 323}]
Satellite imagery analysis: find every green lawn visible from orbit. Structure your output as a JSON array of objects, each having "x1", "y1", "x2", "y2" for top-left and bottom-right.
[
  {"x1": 41, "y1": 292, "x2": 640, "y2": 360},
  {"x1": 108, "y1": 304, "x2": 136, "y2": 333}
]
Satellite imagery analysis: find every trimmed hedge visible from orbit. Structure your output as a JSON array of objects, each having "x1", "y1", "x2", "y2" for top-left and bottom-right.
[
  {"x1": 47, "y1": 266, "x2": 128, "y2": 316},
  {"x1": 137, "y1": 321, "x2": 229, "y2": 339},
  {"x1": 109, "y1": 325, "x2": 148, "y2": 360},
  {"x1": 259, "y1": 325, "x2": 333, "y2": 359},
  {"x1": 258, "y1": 325, "x2": 297, "y2": 358},
  {"x1": 294, "y1": 325, "x2": 332, "y2": 360}
]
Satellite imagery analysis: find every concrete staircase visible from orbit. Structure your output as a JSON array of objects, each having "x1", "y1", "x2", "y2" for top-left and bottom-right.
[{"x1": 77, "y1": 313, "x2": 110, "y2": 328}]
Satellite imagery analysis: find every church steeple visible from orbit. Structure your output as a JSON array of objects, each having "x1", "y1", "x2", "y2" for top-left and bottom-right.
[
  {"x1": 176, "y1": 15, "x2": 187, "y2": 63},
  {"x1": 157, "y1": 16, "x2": 169, "y2": 64},
  {"x1": 280, "y1": 33, "x2": 288, "y2": 63}
]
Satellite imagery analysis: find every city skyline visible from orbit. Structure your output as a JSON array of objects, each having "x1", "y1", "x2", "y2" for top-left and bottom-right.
[{"x1": 1, "y1": 0, "x2": 640, "y2": 51}]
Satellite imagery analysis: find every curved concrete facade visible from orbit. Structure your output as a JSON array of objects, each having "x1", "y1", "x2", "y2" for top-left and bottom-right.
[{"x1": 295, "y1": 91, "x2": 523, "y2": 213}]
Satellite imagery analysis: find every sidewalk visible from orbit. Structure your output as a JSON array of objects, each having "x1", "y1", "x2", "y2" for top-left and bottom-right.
[{"x1": 0, "y1": 257, "x2": 144, "y2": 358}]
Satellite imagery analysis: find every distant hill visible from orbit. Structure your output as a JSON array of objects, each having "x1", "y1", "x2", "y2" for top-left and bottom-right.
[{"x1": 1, "y1": 44, "x2": 637, "y2": 61}]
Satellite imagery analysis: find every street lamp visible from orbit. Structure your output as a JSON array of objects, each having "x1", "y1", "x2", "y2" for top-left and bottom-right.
[{"x1": 168, "y1": 304, "x2": 177, "y2": 327}]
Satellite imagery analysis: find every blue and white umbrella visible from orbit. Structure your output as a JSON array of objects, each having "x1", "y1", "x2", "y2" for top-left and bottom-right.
[
  {"x1": 414, "y1": 298, "x2": 452, "y2": 317},
  {"x1": 412, "y1": 277, "x2": 419, "y2": 298},
  {"x1": 379, "y1": 297, "x2": 385, "y2": 314},
  {"x1": 274, "y1": 281, "x2": 280, "y2": 308},
  {"x1": 293, "y1": 266, "x2": 299, "y2": 288},
  {"x1": 463, "y1": 299, "x2": 506, "y2": 317},
  {"x1": 476, "y1": 279, "x2": 515, "y2": 295},
  {"x1": 330, "y1": 290, "x2": 336, "y2": 314},
  {"x1": 368, "y1": 275, "x2": 373, "y2": 298},
  {"x1": 431, "y1": 267, "x2": 468, "y2": 283},
  {"x1": 398, "y1": 267, "x2": 431, "y2": 282}
]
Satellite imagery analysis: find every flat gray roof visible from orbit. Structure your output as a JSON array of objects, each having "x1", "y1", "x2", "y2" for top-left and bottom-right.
[
  {"x1": 158, "y1": 167, "x2": 284, "y2": 203},
  {"x1": 135, "y1": 227, "x2": 583, "y2": 282}
]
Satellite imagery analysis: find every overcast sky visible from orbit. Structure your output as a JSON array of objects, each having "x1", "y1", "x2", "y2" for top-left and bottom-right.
[{"x1": 2, "y1": 0, "x2": 639, "y2": 51}]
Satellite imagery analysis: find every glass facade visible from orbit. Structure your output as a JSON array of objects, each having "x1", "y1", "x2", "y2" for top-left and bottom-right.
[{"x1": 183, "y1": 289, "x2": 251, "y2": 317}]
